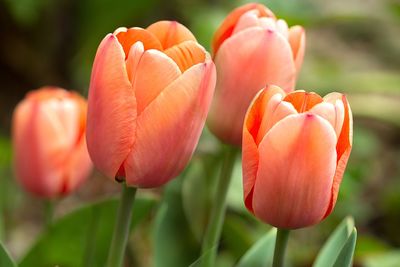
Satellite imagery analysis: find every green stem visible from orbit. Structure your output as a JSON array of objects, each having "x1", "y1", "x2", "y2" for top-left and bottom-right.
[
  {"x1": 44, "y1": 200, "x2": 54, "y2": 229},
  {"x1": 272, "y1": 228, "x2": 290, "y2": 267},
  {"x1": 82, "y1": 207, "x2": 100, "y2": 267},
  {"x1": 200, "y1": 145, "x2": 238, "y2": 267},
  {"x1": 106, "y1": 184, "x2": 137, "y2": 267}
]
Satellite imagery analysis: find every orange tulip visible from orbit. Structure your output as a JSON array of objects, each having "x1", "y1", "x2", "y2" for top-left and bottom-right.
[
  {"x1": 242, "y1": 86, "x2": 352, "y2": 229},
  {"x1": 208, "y1": 3, "x2": 305, "y2": 146},
  {"x1": 86, "y1": 21, "x2": 216, "y2": 188},
  {"x1": 12, "y1": 87, "x2": 92, "y2": 198}
]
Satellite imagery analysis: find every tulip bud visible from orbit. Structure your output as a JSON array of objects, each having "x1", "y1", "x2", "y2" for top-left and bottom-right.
[
  {"x1": 208, "y1": 3, "x2": 306, "y2": 146},
  {"x1": 242, "y1": 86, "x2": 352, "y2": 229},
  {"x1": 86, "y1": 21, "x2": 216, "y2": 188},
  {"x1": 12, "y1": 87, "x2": 92, "y2": 198}
]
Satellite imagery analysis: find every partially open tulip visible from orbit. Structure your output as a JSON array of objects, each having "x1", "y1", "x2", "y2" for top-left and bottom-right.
[
  {"x1": 12, "y1": 87, "x2": 92, "y2": 198},
  {"x1": 87, "y1": 21, "x2": 216, "y2": 188},
  {"x1": 242, "y1": 86, "x2": 352, "y2": 229},
  {"x1": 208, "y1": 3, "x2": 306, "y2": 146}
]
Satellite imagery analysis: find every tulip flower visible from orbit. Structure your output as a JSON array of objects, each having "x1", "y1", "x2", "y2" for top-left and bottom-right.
[
  {"x1": 242, "y1": 86, "x2": 353, "y2": 229},
  {"x1": 86, "y1": 21, "x2": 216, "y2": 188},
  {"x1": 208, "y1": 3, "x2": 306, "y2": 146},
  {"x1": 12, "y1": 87, "x2": 92, "y2": 198}
]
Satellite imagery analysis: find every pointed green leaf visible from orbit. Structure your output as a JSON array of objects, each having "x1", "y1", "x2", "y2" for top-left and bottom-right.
[
  {"x1": 0, "y1": 242, "x2": 16, "y2": 267},
  {"x1": 313, "y1": 217, "x2": 357, "y2": 267},
  {"x1": 236, "y1": 228, "x2": 277, "y2": 267},
  {"x1": 19, "y1": 196, "x2": 156, "y2": 267},
  {"x1": 153, "y1": 178, "x2": 200, "y2": 267},
  {"x1": 333, "y1": 228, "x2": 357, "y2": 267}
]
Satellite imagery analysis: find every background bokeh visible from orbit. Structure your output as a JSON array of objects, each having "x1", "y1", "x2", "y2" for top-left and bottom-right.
[{"x1": 1, "y1": 0, "x2": 400, "y2": 266}]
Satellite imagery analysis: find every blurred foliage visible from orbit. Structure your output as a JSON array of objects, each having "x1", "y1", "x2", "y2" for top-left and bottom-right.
[{"x1": 0, "y1": 0, "x2": 400, "y2": 266}]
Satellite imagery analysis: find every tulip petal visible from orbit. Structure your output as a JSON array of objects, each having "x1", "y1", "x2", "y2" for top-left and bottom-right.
[
  {"x1": 146, "y1": 21, "x2": 196, "y2": 50},
  {"x1": 288, "y1": 26, "x2": 306, "y2": 74},
  {"x1": 124, "y1": 61, "x2": 216, "y2": 187},
  {"x1": 125, "y1": 42, "x2": 145, "y2": 83},
  {"x1": 232, "y1": 10, "x2": 262, "y2": 34},
  {"x1": 208, "y1": 27, "x2": 296, "y2": 145},
  {"x1": 64, "y1": 137, "x2": 92, "y2": 195},
  {"x1": 283, "y1": 91, "x2": 323, "y2": 112},
  {"x1": 13, "y1": 100, "x2": 67, "y2": 197},
  {"x1": 164, "y1": 41, "x2": 206, "y2": 72},
  {"x1": 256, "y1": 94, "x2": 297, "y2": 145},
  {"x1": 309, "y1": 100, "x2": 344, "y2": 138},
  {"x1": 115, "y1": 27, "x2": 163, "y2": 57},
  {"x1": 132, "y1": 49, "x2": 181, "y2": 114},
  {"x1": 212, "y1": 3, "x2": 275, "y2": 54},
  {"x1": 322, "y1": 93, "x2": 353, "y2": 218},
  {"x1": 276, "y1": 19, "x2": 289, "y2": 39},
  {"x1": 252, "y1": 114, "x2": 337, "y2": 229},
  {"x1": 87, "y1": 34, "x2": 136, "y2": 180},
  {"x1": 242, "y1": 85, "x2": 286, "y2": 212}
]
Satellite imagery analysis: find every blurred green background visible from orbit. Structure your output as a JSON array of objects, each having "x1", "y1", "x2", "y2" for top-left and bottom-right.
[{"x1": 0, "y1": 0, "x2": 400, "y2": 266}]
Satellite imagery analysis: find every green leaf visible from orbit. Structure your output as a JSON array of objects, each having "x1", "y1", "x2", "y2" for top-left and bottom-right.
[
  {"x1": 236, "y1": 228, "x2": 277, "y2": 267},
  {"x1": 153, "y1": 178, "x2": 200, "y2": 267},
  {"x1": 0, "y1": 242, "x2": 16, "y2": 267},
  {"x1": 333, "y1": 228, "x2": 357, "y2": 267},
  {"x1": 313, "y1": 217, "x2": 357, "y2": 267},
  {"x1": 19, "y1": 196, "x2": 156, "y2": 267}
]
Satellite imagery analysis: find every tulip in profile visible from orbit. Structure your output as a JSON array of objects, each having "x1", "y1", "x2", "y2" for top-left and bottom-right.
[
  {"x1": 208, "y1": 3, "x2": 306, "y2": 145},
  {"x1": 87, "y1": 21, "x2": 216, "y2": 188},
  {"x1": 12, "y1": 87, "x2": 92, "y2": 198},
  {"x1": 242, "y1": 86, "x2": 352, "y2": 229}
]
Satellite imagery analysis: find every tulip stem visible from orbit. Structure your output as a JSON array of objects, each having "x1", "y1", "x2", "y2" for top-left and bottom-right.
[
  {"x1": 44, "y1": 200, "x2": 54, "y2": 229},
  {"x1": 200, "y1": 145, "x2": 238, "y2": 267},
  {"x1": 106, "y1": 183, "x2": 137, "y2": 267},
  {"x1": 273, "y1": 228, "x2": 290, "y2": 267}
]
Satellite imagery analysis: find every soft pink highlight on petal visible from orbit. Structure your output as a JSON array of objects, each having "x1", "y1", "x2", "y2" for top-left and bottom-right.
[
  {"x1": 276, "y1": 19, "x2": 289, "y2": 39},
  {"x1": 208, "y1": 28, "x2": 296, "y2": 145},
  {"x1": 232, "y1": 10, "x2": 261, "y2": 34},
  {"x1": 310, "y1": 101, "x2": 344, "y2": 138},
  {"x1": 86, "y1": 34, "x2": 136, "y2": 180},
  {"x1": 132, "y1": 49, "x2": 181, "y2": 114},
  {"x1": 212, "y1": 3, "x2": 275, "y2": 54},
  {"x1": 253, "y1": 114, "x2": 337, "y2": 229},
  {"x1": 124, "y1": 62, "x2": 216, "y2": 187},
  {"x1": 289, "y1": 26, "x2": 306, "y2": 74},
  {"x1": 126, "y1": 42, "x2": 145, "y2": 83}
]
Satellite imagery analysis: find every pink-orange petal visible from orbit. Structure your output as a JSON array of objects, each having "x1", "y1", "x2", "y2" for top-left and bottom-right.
[
  {"x1": 208, "y1": 28, "x2": 296, "y2": 146},
  {"x1": 13, "y1": 100, "x2": 67, "y2": 197},
  {"x1": 146, "y1": 21, "x2": 196, "y2": 50},
  {"x1": 288, "y1": 26, "x2": 306, "y2": 74},
  {"x1": 283, "y1": 91, "x2": 323, "y2": 113},
  {"x1": 212, "y1": 3, "x2": 275, "y2": 55},
  {"x1": 63, "y1": 136, "x2": 92, "y2": 195},
  {"x1": 323, "y1": 93, "x2": 353, "y2": 218},
  {"x1": 116, "y1": 27, "x2": 163, "y2": 57},
  {"x1": 124, "y1": 61, "x2": 216, "y2": 188},
  {"x1": 253, "y1": 114, "x2": 337, "y2": 229},
  {"x1": 132, "y1": 49, "x2": 181, "y2": 114},
  {"x1": 164, "y1": 41, "x2": 206, "y2": 72},
  {"x1": 86, "y1": 34, "x2": 137, "y2": 180}
]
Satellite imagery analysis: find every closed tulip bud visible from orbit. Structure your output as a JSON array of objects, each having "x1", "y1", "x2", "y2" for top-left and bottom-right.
[
  {"x1": 208, "y1": 3, "x2": 306, "y2": 146},
  {"x1": 87, "y1": 21, "x2": 216, "y2": 188},
  {"x1": 242, "y1": 86, "x2": 352, "y2": 229},
  {"x1": 12, "y1": 87, "x2": 92, "y2": 198}
]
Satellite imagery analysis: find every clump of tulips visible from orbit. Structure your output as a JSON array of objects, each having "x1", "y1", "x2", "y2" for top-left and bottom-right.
[{"x1": 9, "y1": 2, "x2": 355, "y2": 267}]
